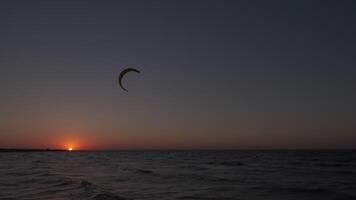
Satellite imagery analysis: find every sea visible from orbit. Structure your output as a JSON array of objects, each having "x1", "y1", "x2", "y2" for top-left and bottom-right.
[{"x1": 0, "y1": 150, "x2": 355, "y2": 200}]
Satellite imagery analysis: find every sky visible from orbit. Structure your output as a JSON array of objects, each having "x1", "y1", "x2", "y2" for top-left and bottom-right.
[{"x1": 0, "y1": 0, "x2": 355, "y2": 150}]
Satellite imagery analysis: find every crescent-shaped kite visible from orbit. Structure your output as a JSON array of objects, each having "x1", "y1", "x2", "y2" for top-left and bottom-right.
[{"x1": 118, "y1": 67, "x2": 141, "y2": 92}]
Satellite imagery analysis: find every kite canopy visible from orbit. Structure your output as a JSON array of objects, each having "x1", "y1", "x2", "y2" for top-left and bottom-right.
[{"x1": 118, "y1": 67, "x2": 141, "y2": 92}]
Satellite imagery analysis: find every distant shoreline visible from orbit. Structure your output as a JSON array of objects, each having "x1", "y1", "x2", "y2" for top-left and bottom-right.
[
  {"x1": 0, "y1": 148, "x2": 355, "y2": 152},
  {"x1": 0, "y1": 148, "x2": 66, "y2": 152}
]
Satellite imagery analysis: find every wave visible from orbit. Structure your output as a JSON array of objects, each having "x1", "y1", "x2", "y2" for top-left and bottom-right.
[
  {"x1": 90, "y1": 193, "x2": 130, "y2": 200},
  {"x1": 1, "y1": 150, "x2": 355, "y2": 200},
  {"x1": 134, "y1": 169, "x2": 154, "y2": 174},
  {"x1": 207, "y1": 161, "x2": 245, "y2": 167},
  {"x1": 249, "y1": 185, "x2": 356, "y2": 200}
]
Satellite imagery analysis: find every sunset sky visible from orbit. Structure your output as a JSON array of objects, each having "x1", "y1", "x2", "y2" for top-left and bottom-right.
[{"x1": 0, "y1": 1, "x2": 355, "y2": 150}]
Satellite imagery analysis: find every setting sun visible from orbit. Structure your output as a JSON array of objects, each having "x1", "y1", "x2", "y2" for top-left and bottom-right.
[{"x1": 68, "y1": 147, "x2": 73, "y2": 151}]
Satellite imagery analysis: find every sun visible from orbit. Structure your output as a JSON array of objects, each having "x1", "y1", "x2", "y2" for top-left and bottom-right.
[{"x1": 68, "y1": 147, "x2": 73, "y2": 151}]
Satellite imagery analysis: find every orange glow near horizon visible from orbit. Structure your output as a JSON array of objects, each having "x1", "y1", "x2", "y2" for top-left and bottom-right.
[
  {"x1": 61, "y1": 136, "x2": 81, "y2": 151},
  {"x1": 64, "y1": 142, "x2": 77, "y2": 151}
]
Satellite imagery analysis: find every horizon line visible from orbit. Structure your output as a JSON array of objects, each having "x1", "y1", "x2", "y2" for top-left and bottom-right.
[{"x1": 0, "y1": 148, "x2": 355, "y2": 152}]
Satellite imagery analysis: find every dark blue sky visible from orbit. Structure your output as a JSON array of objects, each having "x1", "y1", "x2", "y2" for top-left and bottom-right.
[{"x1": 1, "y1": 0, "x2": 355, "y2": 149}]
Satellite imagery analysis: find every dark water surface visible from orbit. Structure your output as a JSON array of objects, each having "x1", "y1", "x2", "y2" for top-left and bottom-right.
[{"x1": 0, "y1": 150, "x2": 355, "y2": 200}]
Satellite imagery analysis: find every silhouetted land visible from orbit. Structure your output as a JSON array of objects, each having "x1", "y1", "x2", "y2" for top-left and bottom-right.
[{"x1": 0, "y1": 148, "x2": 66, "y2": 152}]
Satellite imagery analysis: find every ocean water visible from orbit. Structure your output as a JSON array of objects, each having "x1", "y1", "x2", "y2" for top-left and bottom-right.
[{"x1": 0, "y1": 150, "x2": 355, "y2": 200}]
